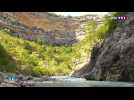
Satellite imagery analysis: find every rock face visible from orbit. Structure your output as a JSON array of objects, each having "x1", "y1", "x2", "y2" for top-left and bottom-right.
[
  {"x1": 0, "y1": 12, "x2": 88, "y2": 45},
  {"x1": 71, "y1": 43, "x2": 102, "y2": 78},
  {"x1": 72, "y1": 12, "x2": 134, "y2": 82}
]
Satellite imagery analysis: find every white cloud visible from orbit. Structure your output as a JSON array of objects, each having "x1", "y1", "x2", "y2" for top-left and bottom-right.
[{"x1": 49, "y1": 12, "x2": 108, "y2": 16}]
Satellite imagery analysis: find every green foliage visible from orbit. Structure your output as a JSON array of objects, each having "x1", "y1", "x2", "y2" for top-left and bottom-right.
[
  {"x1": 0, "y1": 30, "x2": 78, "y2": 76},
  {"x1": 0, "y1": 12, "x2": 126, "y2": 76},
  {"x1": 104, "y1": 12, "x2": 127, "y2": 34}
]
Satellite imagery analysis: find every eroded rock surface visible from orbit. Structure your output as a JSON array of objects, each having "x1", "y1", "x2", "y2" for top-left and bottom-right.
[{"x1": 72, "y1": 12, "x2": 134, "y2": 82}]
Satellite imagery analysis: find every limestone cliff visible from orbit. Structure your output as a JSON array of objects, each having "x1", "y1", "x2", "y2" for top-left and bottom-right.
[
  {"x1": 72, "y1": 12, "x2": 134, "y2": 82},
  {"x1": 0, "y1": 12, "x2": 90, "y2": 45}
]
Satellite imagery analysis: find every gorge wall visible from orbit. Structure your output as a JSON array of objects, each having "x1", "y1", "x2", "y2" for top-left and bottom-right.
[
  {"x1": 0, "y1": 12, "x2": 94, "y2": 45},
  {"x1": 72, "y1": 12, "x2": 134, "y2": 82}
]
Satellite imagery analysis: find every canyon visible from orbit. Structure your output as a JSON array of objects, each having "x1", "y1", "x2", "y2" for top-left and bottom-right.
[{"x1": 1, "y1": 12, "x2": 134, "y2": 87}]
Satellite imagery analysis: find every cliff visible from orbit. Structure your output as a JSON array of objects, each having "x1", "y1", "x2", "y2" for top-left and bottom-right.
[
  {"x1": 0, "y1": 12, "x2": 89, "y2": 45},
  {"x1": 72, "y1": 12, "x2": 134, "y2": 82}
]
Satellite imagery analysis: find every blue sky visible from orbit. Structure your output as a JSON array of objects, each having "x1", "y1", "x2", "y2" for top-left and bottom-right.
[{"x1": 49, "y1": 12, "x2": 108, "y2": 16}]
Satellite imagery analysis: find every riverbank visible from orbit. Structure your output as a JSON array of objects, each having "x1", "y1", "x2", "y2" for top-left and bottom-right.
[{"x1": 0, "y1": 72, "x2": 134, "y2": 87}]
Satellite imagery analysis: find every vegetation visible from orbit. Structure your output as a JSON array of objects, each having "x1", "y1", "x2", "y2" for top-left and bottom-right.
[
  {"x1": 0, "y1": 30, "x2": 80, "y2": 76},
  {"x1": 73, "y1": 12, "x2": 128, "y2": 64},
  {"x1": 0, "y1": 12, "x2": 127, "y2": 76}
]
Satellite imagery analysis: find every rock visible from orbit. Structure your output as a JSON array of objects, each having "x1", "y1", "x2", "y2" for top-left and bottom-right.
[
  {"x1": 0, "y1": 82, "x2": 17, "y2": 87},
  {"x1": 25, "y1": 76, "x2": 33, "y2": 80},
  {"x1": 0, "y1": 12, "x2": 88, "y2": 45},
  {"x1": 41, "y1": 76, "x2": 50, "y2": 81},
  {"x1": 16, "y1": 80, "x2": 34, "y2": 87},
  {"x1": 32, "y1": 77, "x2": 45, "y2": 82},
  {"x1": 16, "y1": 74, "x2": 25, "y2": 80},
  {"x1": 71, "y1": 43, "x2": 102, "y2": 78},
  {"x1": 72, "y1": 12, "x2": 134, "y2": 82}
]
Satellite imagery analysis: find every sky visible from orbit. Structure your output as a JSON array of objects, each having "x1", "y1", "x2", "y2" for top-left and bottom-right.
[{"x1": 50, "y1": 12, "x2": 108, "y2": 17}]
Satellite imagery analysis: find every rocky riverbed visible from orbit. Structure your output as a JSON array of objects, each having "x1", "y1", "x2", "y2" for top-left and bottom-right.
[{"x1": 0, "y1": 72, "x2": 134, "y2": 87}]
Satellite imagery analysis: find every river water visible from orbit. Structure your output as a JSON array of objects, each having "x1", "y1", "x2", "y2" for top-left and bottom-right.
[{"x1": 23, "y1": 76, "x2": 134, "y2": 87}]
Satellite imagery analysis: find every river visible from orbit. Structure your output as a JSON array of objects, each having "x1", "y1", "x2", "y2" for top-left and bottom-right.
[
  {"x1": 22, "y1": 76, "x2": 134, "y2": 87},
  {"x1": 1, "y1": 74, "x2": 134, "y2": 87}
]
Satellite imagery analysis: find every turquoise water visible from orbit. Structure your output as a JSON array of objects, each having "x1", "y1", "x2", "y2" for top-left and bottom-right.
[{"x1": 24, "y1": 76, "x2": 134, "y2": 87}]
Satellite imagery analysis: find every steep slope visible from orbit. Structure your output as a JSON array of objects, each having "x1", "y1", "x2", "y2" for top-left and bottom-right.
[
  {"x1": 0, "y1": 30, "x2": 73, "y2": 76},
  {"x1": 72, "y1": 12, "x2": 134, "y2": 82},
  {"x1": 0, "y1": 29, "x2": 91, "y2": 76},
  {"x1": 0, "y1": 12, "x2": 79, "y2": 32},
  {"x1": 0, "y1": 12, "x2": 87, "y2": 45},
  {"x1": 0, "y1": 12, "x2": 104, "y2": 77}
]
